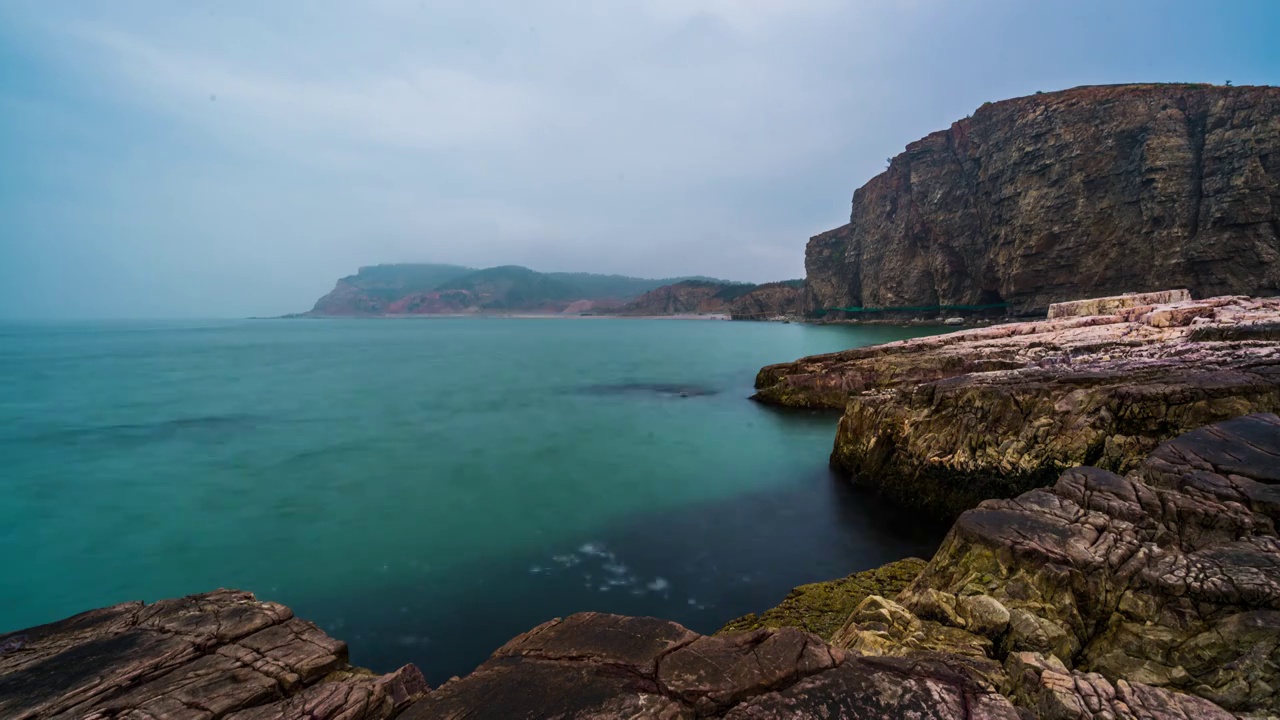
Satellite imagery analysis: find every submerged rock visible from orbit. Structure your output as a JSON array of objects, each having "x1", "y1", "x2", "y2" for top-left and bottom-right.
[
  {"x1": 576, "y1": 382, "x2": 719, "y2": 398},
  {"x1": 756, "y1": 294, "x2": 1280, "y2": 516}
]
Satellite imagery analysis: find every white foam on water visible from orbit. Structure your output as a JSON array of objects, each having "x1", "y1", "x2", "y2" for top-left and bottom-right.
[
  {"x1": 529, "y1": 565, "x2": 544, "y2": 574},
  {"x1": 552, "y1": 554, "x2": 581, "y2": 567},
  {"x1": 647, "y1": 577, "x2": 670, "y2": 592},
  {"x1": 579, "y1": 542, "x2": 609, "y2": 557},
  {"x1": 603, "y1": 562, "x2": 629, "y2": 575}
]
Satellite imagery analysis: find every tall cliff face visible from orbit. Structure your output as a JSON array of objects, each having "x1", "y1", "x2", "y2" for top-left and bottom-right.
[{"x1": 807, "y1": 84, "x2": 1280, "y2": 317}]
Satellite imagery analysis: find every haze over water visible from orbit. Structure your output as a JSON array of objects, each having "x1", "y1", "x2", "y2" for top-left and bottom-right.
[{"x1": 0, "y1": 318, "x2": 948, "y2": 682}]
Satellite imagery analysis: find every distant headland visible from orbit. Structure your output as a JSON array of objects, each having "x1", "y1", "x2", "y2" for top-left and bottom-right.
[{"x1": 288, "y1": 263, "x2": 805, "y2": 320}]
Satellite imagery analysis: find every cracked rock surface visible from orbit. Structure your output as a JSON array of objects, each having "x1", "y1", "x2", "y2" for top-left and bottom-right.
[
  {"x1": 755, "y1": 295, "x2": 1280, "y2": 516},
  {"x1": 0, "y1": 590, "x2": 427, "y2": 720},
  {"x1": 891, "y1": 413, "x2": 1280, "y2": 717},
  {"x1": 399, "y1": 612, "x2": 1021, "y2": 719}
]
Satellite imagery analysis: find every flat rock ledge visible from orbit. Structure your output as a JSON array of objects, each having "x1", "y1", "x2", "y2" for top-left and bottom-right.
[
  {"x1": 6, "y1": 414, "x2": 1280, "y2": 718},
  {"x1": 754, "y1": 294, "x2": 1280, "y2": 516},
  {"x1": 0, "y1": 590, "x2": 428, "y2": 720}
]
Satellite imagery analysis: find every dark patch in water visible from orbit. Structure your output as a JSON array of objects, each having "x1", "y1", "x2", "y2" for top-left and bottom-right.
[
  {"x1": 575, "y1": 383, "x2": 719, "y2": 398},
  {"x1": 301, "y1": 468, "x2": 948, "y2": 685},
  {"x1": 15, "y1": 414, "x2": 262, "y2": 446}
]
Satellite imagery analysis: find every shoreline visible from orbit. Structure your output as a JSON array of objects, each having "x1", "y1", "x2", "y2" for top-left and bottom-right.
[{"x1": 276, "y1": 312, "x2": 735, "y2": 321}]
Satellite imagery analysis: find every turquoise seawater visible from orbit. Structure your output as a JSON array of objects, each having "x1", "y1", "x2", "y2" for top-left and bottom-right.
[{"x1": 0, "y1": 318, "x2": 948, "y2": 682}]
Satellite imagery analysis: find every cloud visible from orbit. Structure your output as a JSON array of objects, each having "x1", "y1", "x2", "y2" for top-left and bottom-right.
[
  {"x1": 2, "y1": 0, "x2": 1274, "y2": 317},
  {"x1": 71, "y1": 23, "x2": 552, "y2": 155}
]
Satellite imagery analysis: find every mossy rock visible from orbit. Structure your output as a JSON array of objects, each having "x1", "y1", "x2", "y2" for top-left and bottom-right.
[{"x1": 716, "y1": 558, "x2": 928, "y2": 640}]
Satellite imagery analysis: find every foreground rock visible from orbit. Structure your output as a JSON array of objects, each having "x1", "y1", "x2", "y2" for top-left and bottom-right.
[
  {"x1": 756, "y1": 294, "x2": 1280, "y2": 516},
  {"x1": 891, "y1": 413, "x2": 1280, "y2": 717},
  {"x1": 0, "y1": 590, "x2": 427, "y2": 720},
  {"x1": 804, "y1": 83, "x2": 1280, "y2": 319},
  {"x1": 401, "y1": 613, "x2": 1022, "y2": 719}
]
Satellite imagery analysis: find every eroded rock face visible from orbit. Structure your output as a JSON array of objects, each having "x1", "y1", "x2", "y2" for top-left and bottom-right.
[
  {"x1": 806, "y1": 83, "x2": 1280, "y2": 319},
  {"x1": 0, "y1": 590, "x2": 427, "y2": 720},
  {"x1": 756, "y1": 295, "x2": 1280, "y2": 516},
  {"x1": 892, "y1": 414, "x2": 1280, "y2": 715}
]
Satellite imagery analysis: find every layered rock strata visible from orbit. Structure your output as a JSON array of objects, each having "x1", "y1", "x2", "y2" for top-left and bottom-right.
[
  {"x1": 755, "y1": 294, "x2": 1280, "y2": 516},
  {"x1": 0, "y1": 590, "x2": 427, "y2": 720},
  {"x1": 804, "y1": 83, "x2": 1280, "y2": 318}
]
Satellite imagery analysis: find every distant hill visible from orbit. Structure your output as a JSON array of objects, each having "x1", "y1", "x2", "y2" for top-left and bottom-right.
[
  {"x1": 616, "y1": 279, "x2": 806, "y2": 319},
  {"x1": 301, "y1": 264, "x2": 729, "y2": 316}
]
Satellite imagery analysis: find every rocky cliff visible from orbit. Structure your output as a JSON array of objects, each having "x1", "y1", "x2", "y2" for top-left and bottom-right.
[{"x1": 806, "y1": 84, "x2": 1280, "y2": 318}]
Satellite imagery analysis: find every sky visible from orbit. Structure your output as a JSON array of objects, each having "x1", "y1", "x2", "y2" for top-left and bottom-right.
[{"x1": 1, "y1": 1, "x2": 1277, "y2": 318}]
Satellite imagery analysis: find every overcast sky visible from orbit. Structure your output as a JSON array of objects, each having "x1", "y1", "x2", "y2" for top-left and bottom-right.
[{"x1": 2, "y1": 0, "x2": 1277, "y2": 318}]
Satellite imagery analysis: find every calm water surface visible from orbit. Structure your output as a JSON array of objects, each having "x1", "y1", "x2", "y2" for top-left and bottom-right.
[{"x1": 0, "y1": 318, "x2": 948, "y2": 682}]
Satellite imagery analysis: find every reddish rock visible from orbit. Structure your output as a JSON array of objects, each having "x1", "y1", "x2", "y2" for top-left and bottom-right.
[{"x1": 0, "y1": 590, "x2": 427, "y2": 720}]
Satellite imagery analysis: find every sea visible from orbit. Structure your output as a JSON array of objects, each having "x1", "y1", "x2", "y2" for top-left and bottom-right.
[{"x1": 0, "y1": 317, "x2": 949, "y2": 684}]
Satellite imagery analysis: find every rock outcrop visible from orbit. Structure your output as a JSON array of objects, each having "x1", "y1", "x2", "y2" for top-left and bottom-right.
[
  {"x1": 805, "y1": 83, "x2": 1280, "y2": 319},
  {"x1": 717, "y1": 558, "x2": 927, "y2": 640},
  {"x1": 885, "y1": 413, "x2": 1280, "y2": 717},
  {"x1": 617, "y1": 280, "x2": 744, "y2": 315},
  {"x1": 616, "y1": 280, "x2": 805, "y2": 318},
  {"x1": 0, "y1": 589, "x2": 428, "y2": 720},
  {"x1": 726, "y1": 282, "x2": 806, "y2": 320},
  {"x1": 755, "y1": 294, "x2": 1280, "y2": 516}
]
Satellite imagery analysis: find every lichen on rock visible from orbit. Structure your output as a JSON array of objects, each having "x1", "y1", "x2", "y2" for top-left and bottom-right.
[{"x1": 716, "y1": 557, "x2": 927, "y2": 640}]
